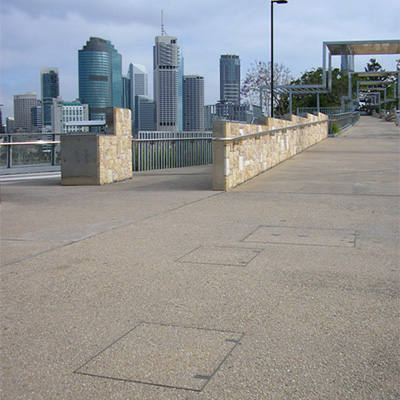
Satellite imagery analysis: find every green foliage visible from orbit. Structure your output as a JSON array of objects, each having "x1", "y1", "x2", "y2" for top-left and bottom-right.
[
  {"x1": 365, "y1": 58, "x2": 383, "y2": 73},
  {"x1": 277, "y1": 67, "x2": 351, "y2": 113},
  {"x1": 331, "y1": 122, "x2": 340, "y2": 134}
]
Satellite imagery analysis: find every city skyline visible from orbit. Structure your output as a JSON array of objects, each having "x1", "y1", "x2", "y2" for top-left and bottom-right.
[{"x1": 1, "y1": 0, "x2": 399, "y2": 119}]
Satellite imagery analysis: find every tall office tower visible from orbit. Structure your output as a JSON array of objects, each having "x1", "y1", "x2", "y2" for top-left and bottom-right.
[
  {"x1": 183, "y1": 75, "x2": 205, "y2": 131},
  {"x1": 31, "y1": 101, "x2": 43, "y2": 132},
  {"x1": 6, "y1": 117, "x2": 15, "y2": 134},
  {"x1": 128, "y1": 63, "x2": 149, "y2": 126},
  {"x1": 178, "y1": 50, "x2": 184, "y2": 131},
  {"x1": 220, "y1": 54, "x2": 241, "y2": 104},
  {"x1": 41, "y1": 68, "x2": 59, "y2": 128},
  {"x1": 341, "y1": 54, "x2": 354, "y2": 72},
  {"x1": 122, "y1": 75, "x2": 131, "y2": 110},
  {"x1": 153, "y1": 35, "x2": 180, "y2": 131},
  {"x1": 78, "y1": 37, "x2": 122, "y2": 122},
  {"x1": 14, "y1": 92, "x2": 37, "y2": 131},
  {"x1": 108, "y1": 41, "x2": 123, "y2": 108},
  {"x1": 0, "y1": 108, "x2": 3, "y2": 134},
  {"x1": 135, "y1": 95, "x2": 156, "y2": 132}
]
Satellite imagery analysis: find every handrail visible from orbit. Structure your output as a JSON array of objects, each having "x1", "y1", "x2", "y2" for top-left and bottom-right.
[
  {"x1": 0, "y1": 140, "x2": 60, "y2": 146},
  {"x1": 213, "y1": 119, "x2": 329, "y2": 142},
  {"x1": 133, "y1": 137, "x2": 212, "y2": 142}
]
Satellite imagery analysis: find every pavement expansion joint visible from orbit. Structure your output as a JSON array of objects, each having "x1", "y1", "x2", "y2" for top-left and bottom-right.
[
  {"x1": 176, "y1": 245, "x2": 263, "y2": 267},
  {"x1": 74, "y1": 322, "x2": 244, "y2": 392},
  {"x1": 242, "y1": 225, "x2": 357, "y2": 248}
]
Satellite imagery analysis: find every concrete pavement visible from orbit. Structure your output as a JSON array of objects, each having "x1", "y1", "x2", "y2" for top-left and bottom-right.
[{"x1": 1, "y1": 116, "x2": 399, "y2": 399}]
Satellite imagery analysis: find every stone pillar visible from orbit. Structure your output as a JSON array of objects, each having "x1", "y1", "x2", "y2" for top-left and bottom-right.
[{"x1": 61, "y1": 107, "x2": 132, "y2": 185}]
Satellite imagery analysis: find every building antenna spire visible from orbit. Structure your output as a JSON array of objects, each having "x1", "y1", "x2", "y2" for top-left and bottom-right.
[{"x1": 161, "y1": 10, "x2": 167, "y2": 36}]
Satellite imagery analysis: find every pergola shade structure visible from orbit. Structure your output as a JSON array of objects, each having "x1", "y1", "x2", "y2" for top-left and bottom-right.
[
  {"x1": 324, "y1": 40, "x2": 400, "y2": 56},
  {"x1": 260, "y1": 40, "x2": 400, "y2": 115}
]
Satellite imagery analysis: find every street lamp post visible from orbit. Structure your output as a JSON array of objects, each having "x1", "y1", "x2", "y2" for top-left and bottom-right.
[{"x1": 270, "y1": 0, "x2": 288, "y2": 118}]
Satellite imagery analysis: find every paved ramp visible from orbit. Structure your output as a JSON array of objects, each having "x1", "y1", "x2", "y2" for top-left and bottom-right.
[{"x1": 1, "y1": 117, "x2": 399, "y2": 399}]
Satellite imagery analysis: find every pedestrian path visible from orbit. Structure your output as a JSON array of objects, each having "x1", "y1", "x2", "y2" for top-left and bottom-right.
[{"x1": 1, "y1": 116, "x2": 399, "y2": 399}]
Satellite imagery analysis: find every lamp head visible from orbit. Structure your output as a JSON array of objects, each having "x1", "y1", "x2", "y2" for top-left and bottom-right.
[{"x1": 272, "y1": 0, "x2": 288, "y2": 3}]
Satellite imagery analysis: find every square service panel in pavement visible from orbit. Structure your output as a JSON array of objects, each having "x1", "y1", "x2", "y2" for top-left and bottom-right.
[
  {"x1": 177, "y1": 246, "x2": 263, "y2": 267},
  {"x1": 243, "y1": 225, "x2": 356, "y2": 247},
  {"x1": 75, "y1": 322, "x2": 244, "y2": 392}
]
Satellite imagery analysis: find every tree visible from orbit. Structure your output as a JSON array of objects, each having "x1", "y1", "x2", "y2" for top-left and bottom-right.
[
  {"x1": 365, "y1": 58, "x2": 383, "y2": 73},
  {"x1": 241, "y1": 61, "x2": 293, "y2": 115},
  {"x1": 365, "y1": 58, "x2": 386, "y2": 82}
]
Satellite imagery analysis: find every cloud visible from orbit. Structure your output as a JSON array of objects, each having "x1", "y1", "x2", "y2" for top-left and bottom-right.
[{"x1": 1, "y1": 0, "x2": 399, "y2": 119}]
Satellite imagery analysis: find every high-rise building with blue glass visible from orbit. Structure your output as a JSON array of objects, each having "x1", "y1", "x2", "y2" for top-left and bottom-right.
[
  {"x1": 41, "y1": 68, "x2": 59, "y2": 129},
  {"x1": 108, "y1": 41, "x2": 123, "y2": 108},
  {"x1": 135, "y1": 95, "x2": 156, "y2": 132},
  {"x1": 220, "y1": 54, "x2": 241, "y2": 104},
  {"x1": 78, "y1": 37, "x2": 122, "y2": 122}
]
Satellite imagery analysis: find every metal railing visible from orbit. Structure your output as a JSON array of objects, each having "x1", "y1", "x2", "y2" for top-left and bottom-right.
[
  {"x1": 1, "y1": 115, "x2": 361, "y2": 172},
  {"x1": 297, "y1": 107, "x2": 342, "y2": 117},
  {"x1": 133, "y1": 131, "x2": 213, "y2": 171},
  {"x1": 1, "y1": 132, "x2": 214, "y2": 172},
  {"x1": 328, "y1": 112, "x2": 360, "y2": 136},
  {"x1": 0, "y1": 134, "x2": 61, "y2": 169}
]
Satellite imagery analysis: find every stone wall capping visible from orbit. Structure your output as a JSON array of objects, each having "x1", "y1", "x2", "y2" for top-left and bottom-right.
[{"x1": 213, "y1": 119, "x2": 328, "y2": 143}]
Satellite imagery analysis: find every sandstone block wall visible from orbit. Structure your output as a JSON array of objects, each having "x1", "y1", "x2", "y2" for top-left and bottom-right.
[
  {"x1": 213, "y1": 113, "x2": 328, "y2": 191},
  {"x1": 61, "y1": 107, "x2": 132, "y2": 185},
  {"x1": 99, "y1": 108, "x2": 133, "y2": 185}
]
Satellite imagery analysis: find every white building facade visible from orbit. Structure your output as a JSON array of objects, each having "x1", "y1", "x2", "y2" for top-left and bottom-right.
[
  {"x1": 153, "y1": 35, "x2": 179, "y2": 132},
  {"x1": 52, "y1": 98, "x2": 89, "y2": 133}
]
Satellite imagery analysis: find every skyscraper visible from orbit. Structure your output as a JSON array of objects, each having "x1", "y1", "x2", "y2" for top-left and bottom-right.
[
  {"x1": 13, "y1": 92, "x2": 37, "y2": 131},
  {"x1": 41, "y1": 67, "x2": 59, "y2": 128},
  {"x1": 78, "y1": 37, "x2": 122, "y2": 122},
  {"x1": 135, "y1": 95, "x2": 156, "y2": 132},
  {"x1": 341, "y1": 54, "x2": 354, "y2": 72},
  {"x1": 153, "y1": 35, "x2": 180, "y2": 131},
  {"x1": 128, "y1": 63, "x2": 148, "y2": 127},
  {"x1": 31, "y1": 101, "x2": 42, "y2": 133},
  {"x1": 122, "y1": 75, "x2": 131, "y2": 110},
  {"x1": 220, "y1": 54, "x2": 241, "y2": 104},
  {"x1": 183, "y1": 75, "x2": 205, "y2": 131},
  {"x1": 108, "y1": 41, "x2": 123, "y2": 108},
  {"x1": 178, "y1": 50, "x2": 184, "y2": 131}
]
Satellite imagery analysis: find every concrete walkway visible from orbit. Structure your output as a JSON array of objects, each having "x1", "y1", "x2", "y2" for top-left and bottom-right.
[{"x1": 1, "y1": 116, "x2": 399, "y2": 399}]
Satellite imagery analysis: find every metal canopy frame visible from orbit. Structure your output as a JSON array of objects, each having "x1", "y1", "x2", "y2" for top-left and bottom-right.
[
  {"x1": 356, "y1": 71, "x2": 398, "y2": 78},
  {"x1": 259, "y1": 39, "x2": 400, "y2": 115},
  {"x1": 324, "y1": 40, "x2": 400, "y2": 56}
]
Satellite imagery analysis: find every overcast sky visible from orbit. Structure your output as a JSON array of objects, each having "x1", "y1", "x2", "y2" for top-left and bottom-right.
[{"x1": 1, "y1": 0, "x2": 399, "y2": 119}]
